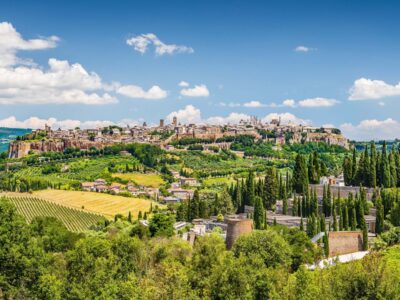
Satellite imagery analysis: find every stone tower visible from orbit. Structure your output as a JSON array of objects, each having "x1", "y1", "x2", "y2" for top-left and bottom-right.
[{"x1": 225, "y1": 217, "x2": 253, "y2": 249}]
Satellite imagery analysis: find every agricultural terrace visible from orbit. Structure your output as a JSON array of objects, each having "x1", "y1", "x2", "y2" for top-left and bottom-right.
[
  {"x1": 3, "y1": 195, "x2": 105, "y2": 232},
  {"x1": 14, "y1": 156, "x2": 142, "y2": 182},
  {"x1": 171, "y1": 150, "x2": 281, "y2": 178},
  {"x1": 33, "y1": 190, "x2": 163, "y2": 219},
  {"x1": 111, "y1": 173, "x2": 165, "y2": 187}
]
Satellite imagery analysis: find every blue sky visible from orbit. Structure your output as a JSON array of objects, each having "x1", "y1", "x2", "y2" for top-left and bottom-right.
[{"x1": 1, "y1": 0, "x2": 400, "y2": 140}]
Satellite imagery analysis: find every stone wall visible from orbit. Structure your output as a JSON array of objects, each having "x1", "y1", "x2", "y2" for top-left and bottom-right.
[
  {"x1": 310, "y1": 184, "x2": 374, "y2": 200},
  {"x1": 328, "y1": 231, "x2": 363, "y2": 257}
]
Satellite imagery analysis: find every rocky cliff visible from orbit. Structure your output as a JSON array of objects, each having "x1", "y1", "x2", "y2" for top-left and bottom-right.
[{"x1": 8, "y1": 139, "x2": 112, "y2": 158}]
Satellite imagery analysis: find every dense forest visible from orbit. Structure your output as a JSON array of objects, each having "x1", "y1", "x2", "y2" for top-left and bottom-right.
[
  {"x1": 1, "y1": 198, "x2": 399, "y2": 299},
  {"x1": 343, "y1": 141, "x2": 400, "y2": 188}
]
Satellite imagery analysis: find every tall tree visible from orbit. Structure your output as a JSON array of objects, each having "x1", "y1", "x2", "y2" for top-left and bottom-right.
[
  {"x1": 389, "y1": 150, "x2": 397, "y2": 188},
  {"x1": 253, "y1": 196, "x2": 265, "y2": 230},
  {"x1": 369, "y1": 143, "x2": 377, "y2": 188},
  {"x1": 343, "y1": 155, "x2": 353, "y2": 186},
  {"x1": 188, "y1": 190, "x2": 200, "y2": 221},
  {"x1": 293, "y1": 154, "x2": 309, "y2": 194},
  {"x1": 375, "y1": 195, "x2": 384, "y2": 234},
  {"x1": 264, "y1": 167, "x2": 278, "y2": 209},
  {"x1": 381, "y1": 141, "x2": 391, "y2": 188},
  {"x1": 332, "y1": 199, "x2": 338, "y2": 231},
  {"x1": 245, "y1": 171, "x2": 255, "y2": 207},
  {"x1": 234, "y1": 181, "x2": 242, "y2": 213},
  {"x1": 351, "y1": 148, "x2": 357, "y2": 185},
  {"x1": 282, "y1": 191, "x2": 288, "y2": 215}
]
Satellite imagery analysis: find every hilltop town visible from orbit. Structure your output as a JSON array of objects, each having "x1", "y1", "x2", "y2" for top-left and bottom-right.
[{"x1": 8, "y1": 116, "x2": 349, "y2": 158}]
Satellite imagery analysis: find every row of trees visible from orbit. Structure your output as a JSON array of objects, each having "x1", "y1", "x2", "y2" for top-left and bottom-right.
[
  {"x1": 343, "y1": 142, "x2": 400, "y2": 188},
  {"x1": 293, "y1": 152, "x2": 328, "y2": 194}
]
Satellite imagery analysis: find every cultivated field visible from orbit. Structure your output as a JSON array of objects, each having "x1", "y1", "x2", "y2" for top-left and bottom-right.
[
  {"x1": 33, "y1": 190, "x2": 160, "y2": 219},
  {"x1": 111, "y1": 173, "x2": 165, "y2": 187},
  {"x1": 3, "y1": 195, "x2": 105, "y2": 232}
]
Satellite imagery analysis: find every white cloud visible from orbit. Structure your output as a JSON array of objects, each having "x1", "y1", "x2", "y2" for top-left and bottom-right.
[
  {"x1": 0, "y1": 22, "x2": 59, "y2": 67},
  {"x1": 0, "y1": 23, "x2": 169, "y2": 105},
  {"x1": 322, "y1": 123, "x2": 335, "y2": 128},
  {"x1": 282, "y1": 99, "x2": 296, "y2": 107},
  {"x1": 0, "y1": 116, "x2": 142, "y2": 130},
  {"x1": 0, "y1": 116, "x2": 103, "y2": 129},
  {"x1": 379, "y1": 101, "x2": 385, "y2": 106},
  {"x1": 166, "y1": 105, "x2": 202, "y2": 124},
  {"x1": 294, "y1": 45, "x2": 316, "y2": 53},
  {"x1": 349, "y1": 78, "x2": 400, "y2": 100},
  {"x1": 178, "y1": 81, "x2": 189, "y2": 87},
  {"x1": 207, "y1": 112, "x2": 250, "y2": 125},
  {"x1": 0, "y1": 58, "x2": 117, "y2": 105},
  {"x1": 243, "y1": 101, "x2": 265, "y2": 108},
  {"x1": 180, "y1": 84, "x2": 209, "y2": 97},
  {"x1": 126, "y1": 33, "x2": 193, "y2": 56},
  {"x1": 340, "y1": 118, "x2": 400, "y2": 140},
  {"x1": 116, "y1": 84, "x2": 167, "y2": 100},
  {"x1": 262, "y1": 112, "x2": 310, "y2": 125},
  {"x1": 298, "y1": 97, "x2": 339, "y2": 107},
  {"x1": 219, "y1": 102, "x2": 241, "y2": 107}
]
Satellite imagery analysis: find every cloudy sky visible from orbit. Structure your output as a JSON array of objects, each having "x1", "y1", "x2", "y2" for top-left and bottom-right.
[{"x1": 1, "y1": 0, "x2": 400, "y2": 140}]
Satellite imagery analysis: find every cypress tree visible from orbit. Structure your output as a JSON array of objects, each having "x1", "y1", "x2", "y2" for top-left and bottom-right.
[
  {"x1": 375, "y1": 195, "x2": 384, "y2": 234},
  {"x1": 343, "y1": 156, "x2": 353, "y2": 186},
  {"x1": 234, "y1": 181, "x2": 242, "y2": 213},
  {"x1": 320, "y1": 216, "x2": 326, "y2": 232},
  {"x1": 264, "y1": 167, "x2": 278, "y2": 209},
  {"x1": 310, "y1": 188, "x2": 318, "y2": 216},
  {"x1": 308, "y1": 153, "x2": 316, "y2": 184},
  {"x1": 381, "y1": 141, "x2": 391, "y2": 188},
  {"x1": 323, "y1": 233, "x2": 330, "y2": 257},
  {"x1": 355, "y1": 151, "x2": 364, "y2": 186},
  {"x1": 350, "y1": 207, "x2": 357, "y2": 231},
  {"x1": 138, "y1": 211, "x2": 143, "y2": 220},
  {"x1": 282, "y1": 191, "x2": 288, "y2": 215},
  {"x1": 199, "y1": 200, "x2": 208, "y2": 218},
  {"x1": 343, "y1": 205, "x2": 349, "y2": 230},
  {"x1": 292, "y1": 194, "x2": 297, "y2": 216},
  {"x1": 351, "y1": 148, "x2": 357, "y2": 185},
  {"x1": 245, "y1": 171, "x2": 255, "y2": 206},
  {"x1": 389, "y1": 150, "x2": 397, "y2": 188},
  {"x1": 362, "y1": 225, "x2": 368, "y2": 250},
  {"x1": 286, "y1": 170, "x2": 291, "y2": 196},
  {"x1": 376, "y1": 151, "x2": 382, "y2": 187},
  {"x1": 360, "y1": 186, "x2": 368, "y2": 215},
  {"x1": 188, "y1": 190, "x2": 200, "y2": 221},
  {"x1": 332, "y1": 198, "x2": 338, "y2": 231},
  {"x1": 322, "y1": 184, "x2": 327, "y2": 215},
  {"x1": 396, "y1": 148, "x2": 400, "y2": 187},
  {"x1": 362, "y1": 145, "x2": 370, "y2": 186},
  {"x1": 391, "y1": 202, "x2": 400, "y2": 226},
  {"x1": 128, "y1": 211, "x2": 132, "y2": 223},
  {"x1": 253, "y1": 196, "x2": 265, "y2": 229},
  {"x1": 370, "y1": 143, "x2": 377, "y2": 188},
  {"x1": 326, "y1": 184, "x2": 332, "y2": 217},
  {"x1": 300, "y1": 217, "x2": 304, "y2": 231},
  {"x1": 301, "y1": 194, "x2": 307, "y2": 217},
  {"x1": 293, "y1": 154, "x2": 309, "y2": 194}
]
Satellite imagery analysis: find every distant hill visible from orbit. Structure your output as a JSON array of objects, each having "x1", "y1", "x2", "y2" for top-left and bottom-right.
[{"x1": 0, "y1": 127, "x2": 32, "y2": 154}]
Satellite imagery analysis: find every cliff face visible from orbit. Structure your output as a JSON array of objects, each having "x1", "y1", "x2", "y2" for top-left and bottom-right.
[{"x1": 8, "y1": 139, "x2": 112, "y2": 158}]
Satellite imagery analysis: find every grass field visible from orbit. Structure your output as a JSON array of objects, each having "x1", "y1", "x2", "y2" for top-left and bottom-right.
[
  {"x1": 3, "y1": 195, "x2": 105, "y2": 232},
  {"x1": 111, "y1": 173, "x2": 165, "y2": 187},
  {"x1": 33, "y1": 190, "x2": 160, "y2": 219}
]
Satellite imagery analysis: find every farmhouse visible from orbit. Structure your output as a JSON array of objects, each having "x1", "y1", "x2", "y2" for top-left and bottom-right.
[{"x1": 167, "y1": 188, "x2": 194, "y2": 200}]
